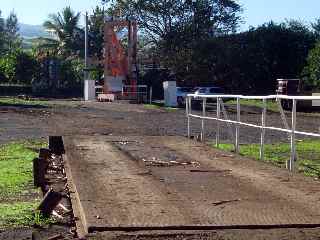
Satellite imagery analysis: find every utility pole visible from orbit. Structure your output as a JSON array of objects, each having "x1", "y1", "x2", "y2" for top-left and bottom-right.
[
  {"x1": 84, "y1": 12, "x2": 88, "y2": 80},
  {"x1": 84, "y1": 12, "x2": 95, "y2": 101}
]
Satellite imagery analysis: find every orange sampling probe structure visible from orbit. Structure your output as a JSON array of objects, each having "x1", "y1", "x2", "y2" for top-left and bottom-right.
[{"x1": 104, "y1": 19, "x2": 138, "y2": 98}]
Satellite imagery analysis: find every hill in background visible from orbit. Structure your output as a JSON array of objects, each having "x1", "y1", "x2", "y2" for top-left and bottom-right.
[
  {"x1": 19, "y1": 23, "x2": 52, "y2": 50},
  {"x1": 19, "y1": 23, "x2": 50, "y2": 39}
]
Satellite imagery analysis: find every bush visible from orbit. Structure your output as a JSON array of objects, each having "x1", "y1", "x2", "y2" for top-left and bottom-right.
[
  {"x1": 303, "y1": 41, "x2": 320, "y2": 90},
  {"x1": 0, "y1": 50, "x2": 40, "y2": 85},
  {"x1": 59, "y1": 58, "x2": 84, "y2": 88}
]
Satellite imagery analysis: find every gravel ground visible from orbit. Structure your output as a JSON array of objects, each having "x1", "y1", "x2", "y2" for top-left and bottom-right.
[
  {"x1": 1, "y1": 100, "x2": 320, "y2": 240},
  {"x1": 2, "y1": 100, "x2": 319, "y2": 145}
]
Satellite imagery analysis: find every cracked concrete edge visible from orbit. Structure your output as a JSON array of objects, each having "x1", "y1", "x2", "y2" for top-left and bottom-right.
[{"x1": 63, "y1": 152, "x2": 88, "y2": 239}]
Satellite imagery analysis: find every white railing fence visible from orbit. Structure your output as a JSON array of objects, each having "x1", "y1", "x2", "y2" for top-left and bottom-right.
[{"x1": 186, "y1": 94, "x2": 320, "y2": 171}]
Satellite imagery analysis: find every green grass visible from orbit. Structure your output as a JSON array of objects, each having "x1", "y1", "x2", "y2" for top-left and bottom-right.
[
  {"x1": 217, "y1": 139, "x2": 320, "y2": 177},
  {"x1": 0, "y1": 140, "x2": 52, "y2": 229},
  {"x1": 0, "y1": 202, "x2": 37, "y2": 227},
  {"x1": 0, "y1": 203, "x2": 55, "y2": 228},
  {"x1": 226, "y1": 99, "x2": 279, "y2": 112},
  {"x1": 0, "y1": 97, "x2": 50, "y2": 107},
  {"x1": 144, "y1": 103, "x2": 178, "y2": 112}
]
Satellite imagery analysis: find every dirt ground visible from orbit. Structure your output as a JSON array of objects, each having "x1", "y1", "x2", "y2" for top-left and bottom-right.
[
  {"x1": 1, "y1": 100, "x2": 320, "y2": 145},
  {"x1": 1, "y1": 100, "x2": 320, "y2": 239}
]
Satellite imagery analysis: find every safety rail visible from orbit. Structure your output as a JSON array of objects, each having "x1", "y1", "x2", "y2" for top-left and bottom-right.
[
  {"x1": 186, "y1": 94, "x2": 320, "y2": 171},
  {"x1": 121, "y1": 85, "x2": 148, "y2": 102}
]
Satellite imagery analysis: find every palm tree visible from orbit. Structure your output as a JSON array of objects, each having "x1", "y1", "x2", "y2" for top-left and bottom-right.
[{"x1": 42, "y1": 6, "x2": 83, "y2": 57}]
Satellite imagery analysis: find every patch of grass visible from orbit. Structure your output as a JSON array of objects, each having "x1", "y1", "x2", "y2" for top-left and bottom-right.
[
  {"x1": 0, "y1": 97, "x2": 50, "y2": 107},
  {"x1": 144, "y1": 103, "x2": 178, "y2": 112},
  {"x1": 216, "y1": 139, "x2": 320, "y2": 177},
  {"x1": 0, "y1": 140, "x2": 45, "y2": 199},
  {"x1": 226, "y1": 99, "x2": 279, "y2": 112},
  {"x1": 0, "y1": 140, "x2": 49, "y2": 228},
  {"x1": 0, "y1": 203, "x2": 54, "y2": 228},
  {"x1": 0, "y1": 202, "x2": 36, "y2": 227}
]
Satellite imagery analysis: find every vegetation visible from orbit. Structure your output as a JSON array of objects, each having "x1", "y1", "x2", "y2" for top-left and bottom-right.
[
  {"x1": 226, "y1": 99, "x2": 279, "y2": 112},
  {"x1": 217, "y1": 139, "x2": 320, "y2": 178},
  {"x1": 1, "y1": 2, "x2": 320, "y2": 96},
  {"x1": 0, "y1": 140, "x2": 53, "y2": 228},
  {"x1": 0, "y1": 97, "x2": 49, "y2": 107},
  {"x1": 0, "y1": 50, "x2": 40, "y2": 84},
  {"x1": 41, "y1": 7, "x2": 83, "y2": 57},
  {"x1": 144, "y1": 103, "x2": 178, "y2": 111},
  {"x1": 190, "y1": 21, "x2": 316, "y2": 94},
  {"x1": 303, "y1": 41, "x2": 320, "y2": 90},
  {"x1": 0, "y1": 10, "x2": 40, "y2": 86}
]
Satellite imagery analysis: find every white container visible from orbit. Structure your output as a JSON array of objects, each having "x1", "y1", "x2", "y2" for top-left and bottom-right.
[
  {"x1": 84, "y1": 80, "x2": 96, "y2": 101},
  {"x1": 163, "y1": 81, "x2": 177, "y2": 107}
]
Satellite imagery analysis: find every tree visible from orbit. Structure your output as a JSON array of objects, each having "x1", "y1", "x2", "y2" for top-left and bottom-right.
[
  {"x1": 302, "y1": 41, "x2": 320, "y2": 90},
  {"x1": 42, "y1": 6, "x2": 83, "y2": 57},
  {"x1": 312, "y1": 18, "x2": 320, "y2": 40},
  {"x1": 102, "y1": 0, "x2": 242, "y2": 87},
  {"x1": 5, "y1": 11, "x2": 21, "y2": 51},
  {"x1": 88, "y1": 6, "x2": 105, "y2": 60},
  {"x1": 0, "y1": 50, "x2": 40, "y2": 84},
  {"x1": 0, "y1": 10, "x2": 5, "y2": 53},
  {"x1": 103, "y1": 0, "x2": 242, "y2": 43},
  {"x1": 195, "y1": 21, "x2": 316, "y2": 94}
]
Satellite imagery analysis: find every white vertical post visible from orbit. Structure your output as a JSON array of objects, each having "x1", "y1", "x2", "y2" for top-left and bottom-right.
[
  {"x1": 235, "y1": 97, "x2": 240, "y2": 153},
  {"x1": 260, "y1": 99, "x2": 267, "y2": 160},
  {"x1": 289, "y1": 99, "x2": 297, "y2": 171},
  {"x1": 187, "y1": 96, "x2": 191, "y2": 138},
  {"x1": 149, "y1": 86, "x2": 153, "y2": 104},
  {"x1": 216, "y1": 97, "x2": 221, "y2": 147},
  {"x1": 201, "y1": 98, "x2": 207, "y2": 142}
]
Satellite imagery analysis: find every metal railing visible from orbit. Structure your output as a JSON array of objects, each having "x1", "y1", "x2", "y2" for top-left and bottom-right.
[
  {"x1": 121, "y1": 85, "x2": 148, "y2": 102},
  {"x1": 186, "y1": 94, "x2": 320, "y2": 171}
]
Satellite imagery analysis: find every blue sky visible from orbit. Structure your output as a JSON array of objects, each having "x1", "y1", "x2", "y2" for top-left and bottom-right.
[{"x1": 0, "y1": 0, "x2": 319, "y2": 30}]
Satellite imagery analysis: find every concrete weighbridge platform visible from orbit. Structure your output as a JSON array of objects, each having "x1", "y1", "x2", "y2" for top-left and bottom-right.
[{"x1": 63, "y1": 135, "x2": 320, "y2": 237}]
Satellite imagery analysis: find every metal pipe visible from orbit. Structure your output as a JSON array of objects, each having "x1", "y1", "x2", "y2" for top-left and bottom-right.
[
  {"x1": 149, "y1": 87, "x2": 153, "y2": 104},
  {"x1": 201, "y1": 98, "x2": 207, "y2": 142},
  {"x1": 235, "y1": 97, "x2": 240, "y2": 153},
  {"x1": 186, "y1": 94, "x2": 320, "y2": 173},
  {"x1": 289, "y1": 99, "x2": 297, "y2": 171},
  {"x1": 260, "y1": 99, "x2": 267, "y2": 160},
  {"x1": 216, "y1": 97, "x2": 221, "y2": 148},
  {"x1": 187, "y1": 97, "x2": 191, "y2": 138},
  {"x1": 188, "y1": 113, "x2": 320, "y2": 138},
  {"x1": 187, "y1": 94, "x2": 320, "y2": 101},
  {"x1": 84, "y1": 12, "x2": 88, "y2": 80}
]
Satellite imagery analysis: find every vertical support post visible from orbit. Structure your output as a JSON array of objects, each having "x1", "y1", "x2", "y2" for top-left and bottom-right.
[
  {"x1": 187, "y1": 96, "x2": 191, "y2": 138},
  {"x1": 216, "y1": 97, "x2": 221, "y2": 148},
  {"x1": 149, "y1": 86, "x2": 153, "y2": 104},
  {"x1": 235, "y1": 97, "x2": 240, "y2": 153},
  {"x1": 260, "y1": 99, "x2": 267, "y2": 160},
  {"x1": 289, "y1": 99, "x2": 297, "y2": 171},
  {"x1": 131, "y1": 21, "x2": 138, "y2": 97},
  {"x1": 103, "y1": 22, "x2": 111, "y2": 93},
  {"x1": 84, "y1": 12, "x2": 88, "y2": 80},
  {"x1": 201, "y1": 98, "x2": 207, "y2": 142}
]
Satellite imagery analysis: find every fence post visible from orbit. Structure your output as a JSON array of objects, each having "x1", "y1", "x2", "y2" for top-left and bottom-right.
[
  {"x1": 260, "y1": 98, "x2": 267, "y2": 160},
  {"x1": 216, "y1": 97, "x2": 221, "y2": 148},
  {"x1": 187, "y1": 96, "x2": 191, "y2": 138},
  {"x1": 235, "y1": 97, "x2": 240, "y2": 153},
  {"x1": 289, "y1": 99, "x2": 297, "y2": 171},
  {"x1": 201, "y1": 98, "x2": 207, "y2": 142},
  {"x1": 149, "y1": 86, "x2": 153, "y2": 104}
]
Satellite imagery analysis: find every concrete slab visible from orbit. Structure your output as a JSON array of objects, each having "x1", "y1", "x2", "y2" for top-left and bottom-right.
[{"x1": 64, "y1": 136, "x2": 320, "y2": 234}]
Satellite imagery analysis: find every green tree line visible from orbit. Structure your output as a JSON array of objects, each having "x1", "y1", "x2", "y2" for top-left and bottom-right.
[{"x1": 1, "y1": 1, "x2": 320, "y2": 95}]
